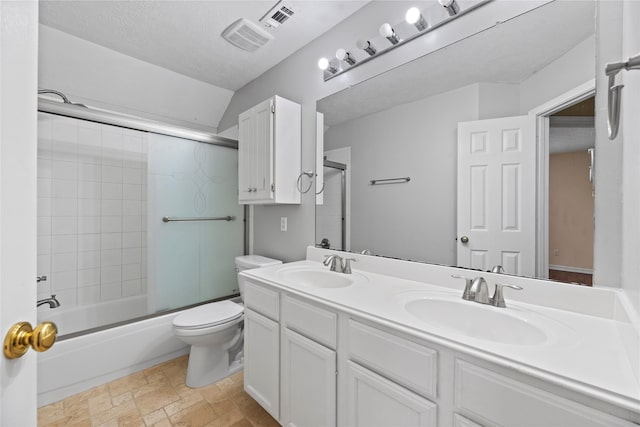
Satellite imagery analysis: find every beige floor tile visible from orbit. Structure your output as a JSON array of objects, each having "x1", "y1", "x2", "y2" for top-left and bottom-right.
[
  {"x1": 168, "y1": 401, "x2": 217, "y2": 427},
  {"x1": 91, "y1": 400, "x2": 138, "y2": 426},
  {"x1": 135, "y1": 385, "x2": 181, "y2": 415},
  {"x1": 88, "y1": 393, "x2": 114, "y2": 415},
  {"x1": 38, "y1": 401, "x2": 65, "y2": 425},
  {"x1": 143, "y1": 409, "x2": 168, "y2": 426},
  {"x1": 208, "y1": 400, "x2": 244, "y2": 427}
]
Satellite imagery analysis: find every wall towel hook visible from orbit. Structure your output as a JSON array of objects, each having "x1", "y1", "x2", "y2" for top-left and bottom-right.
[{"x1": 605, "y1": 52, "x2": 640, "y2": 140}]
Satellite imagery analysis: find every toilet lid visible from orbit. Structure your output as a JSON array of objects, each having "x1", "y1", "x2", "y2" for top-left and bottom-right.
[{"x1": 173, "y1": 301, "x2": 243, "y2": 329}]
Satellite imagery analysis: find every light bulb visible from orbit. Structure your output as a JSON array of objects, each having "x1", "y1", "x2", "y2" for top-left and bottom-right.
[
  {"x1": 438, "y1": 0, "x2": 453, "y2": 6},
  {"x1": 356, "y1": 39, "x2": 377, "y2": 56},
  {"x1": 317, "y1": 57, "x2": 329, "y2": 71},
  {"x1": 336, "y1": 48, "x2": 356, "y2": 65},
  {"x1": 405, "y1": 7, "x2": 427, "y2": 31},
  {"x1": 379, "y1": 23, "x2": 400, "y2": 45},
  {"x1": 438, "y1": 0, "x2": 460, "y2": 16}
]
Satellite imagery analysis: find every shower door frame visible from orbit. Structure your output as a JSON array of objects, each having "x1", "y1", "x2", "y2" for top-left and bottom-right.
[{"x1": 323, "y1": 159, "x2": 347, "y2": 251}]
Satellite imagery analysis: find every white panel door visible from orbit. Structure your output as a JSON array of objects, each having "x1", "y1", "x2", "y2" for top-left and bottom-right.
[
  {"x1": 0, "y1": 1, "x2": 39, "y2": 425},
  {"x1": 281, "y1": 328, "x2": 336, "y2": 427},
  {"x1": 238, "y1": 109, "x2": 255, "y2": 202},
  {"x1": 457, "y1": 116, "x2": 535, "y2": 276},
  {"x1": 244, "y1": 309, "x2": 280, "y2": 421}
]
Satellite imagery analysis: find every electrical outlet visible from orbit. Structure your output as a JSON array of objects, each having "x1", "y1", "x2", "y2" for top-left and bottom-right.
[
  {"x1": 553, "y1": 249, "x2": 560, "y2": 256},
  {"x1": 280, "y1": 217, "x2": 287, "y2": 232}
]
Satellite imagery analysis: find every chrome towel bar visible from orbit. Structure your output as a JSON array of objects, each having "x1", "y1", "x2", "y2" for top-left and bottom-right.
[
  {"x1": 162, "y1": 216, "x2": 235, "y2": 223},
  {"x1": 370, "y1": 177, "x2": 410, "y2": 185}
]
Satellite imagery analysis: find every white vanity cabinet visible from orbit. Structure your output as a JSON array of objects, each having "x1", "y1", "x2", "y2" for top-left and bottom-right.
[{"x1": 238, "y1": 95, "x2": 301, "y2": 205}]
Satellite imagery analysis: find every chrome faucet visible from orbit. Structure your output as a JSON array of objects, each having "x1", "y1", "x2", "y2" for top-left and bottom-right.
[
  {"x1": 452, "y1": 275, "x2": 522, "y2": 308},
  {"x1": 323, "y1": 255, "x2": 357, "y2": 274},
  {"x1": 490, "y1": 265, "x2": 505, "y2": 273},
  {"x1": 37, "y1": 294, "x2": 60, "y2": 308}
]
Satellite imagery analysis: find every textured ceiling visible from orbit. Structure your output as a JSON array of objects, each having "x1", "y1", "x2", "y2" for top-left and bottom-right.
[{"x1": 39, "y1": 1, "x2": 368, "y2": 91}]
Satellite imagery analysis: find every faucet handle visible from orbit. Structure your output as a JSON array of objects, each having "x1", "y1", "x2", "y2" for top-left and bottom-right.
[
  {"x1": 342, "y1": 258, "x2": 357, "y2": 274},
  {"x1": 451, "y1": 274, "x2": 473, "y2": 300},
  {"x1": 490, "y1": 283, "x2": 523, "y2": 308},
  {"x1": 490, "y1": 265, "x2": 505, "y2": 273}
]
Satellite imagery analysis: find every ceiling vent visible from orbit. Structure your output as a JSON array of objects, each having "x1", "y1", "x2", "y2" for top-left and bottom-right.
[
  {"x1": 260, "y1": 1, "x2": 296, "y2": 29},
  {"x1": 222, "y1": 18, "x2": 274, "y2": 52}
]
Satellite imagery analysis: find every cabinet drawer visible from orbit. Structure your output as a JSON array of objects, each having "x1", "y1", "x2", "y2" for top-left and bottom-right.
[
  {"x1": 282, "y1": 295, "x2": 337, "y2": 349},
  {"x1": 347, "y1": 319, "x2": 437, "y2": 399},
  {"x1": 244, "y1": 280, "x2": 279, "y2": 321},
  {"x1": 454, "y1": 360, "x2": 635, "y2": 427}
]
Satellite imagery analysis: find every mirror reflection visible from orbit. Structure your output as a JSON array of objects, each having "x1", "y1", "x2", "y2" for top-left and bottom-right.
[{"x1": 316, "y1": 1, "x2": 596, "y2": 286}]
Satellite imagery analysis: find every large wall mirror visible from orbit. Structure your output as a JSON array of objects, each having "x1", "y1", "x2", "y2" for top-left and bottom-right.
[{"x1": 315, "y1": 1, "x2": 600, "y2": 286}]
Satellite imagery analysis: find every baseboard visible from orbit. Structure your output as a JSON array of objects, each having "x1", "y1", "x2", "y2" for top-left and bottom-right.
[{"x1": 549, "y1": 264, "x2": 593, "y2": 274}]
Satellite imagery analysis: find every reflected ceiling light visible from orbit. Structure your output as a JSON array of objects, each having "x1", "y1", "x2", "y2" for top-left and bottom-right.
[
  {"x1": 405, "y1": 7, "x2": 427, "y2": 31},
  {"x1": 317, "y1": 57, "x2": 337, "y2": 74},
  {"x1": 379, "y1": 23, "x2": 400, "y2": 45},
  {"x1": 336, "y1": 48, "x2": 356, "y2": 66},
  {"x1": 356, "y1": 39, "x2": 377, "y2": 56},
  {"x1": 438, "y1": 0, "x2": 460, "y2": 16}
]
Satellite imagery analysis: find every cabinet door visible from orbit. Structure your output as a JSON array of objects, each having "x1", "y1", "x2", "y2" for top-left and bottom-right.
[
  {"x1": 345, "y1": 361, "x2": 437, "y2": 427},
  {"x1": 282, "y1": 328, "x2": 336, "y2": 427},
  {"x1": 253, "y1": 98, "x2": 274, "y2": 201},
  {"x1": 244, "y1": 309, "x2": 280, "y2": 421},
  {"x1": 238, "y1": 108, "x2": 255, "y2": 202}
]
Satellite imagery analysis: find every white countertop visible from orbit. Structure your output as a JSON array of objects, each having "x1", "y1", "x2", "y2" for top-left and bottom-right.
[{"x1": 241, "y1": 256, "x2": 640, "y2": 417}]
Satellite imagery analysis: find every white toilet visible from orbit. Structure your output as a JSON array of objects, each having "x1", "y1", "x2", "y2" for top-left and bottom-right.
[{"x1": 172, "y1": 255, "x2": 282, "y2": 388}]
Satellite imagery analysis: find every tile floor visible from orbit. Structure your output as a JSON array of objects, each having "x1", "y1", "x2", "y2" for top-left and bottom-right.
[{"x1": 38, "y1": 355, "x2": 279, "y2": 427}]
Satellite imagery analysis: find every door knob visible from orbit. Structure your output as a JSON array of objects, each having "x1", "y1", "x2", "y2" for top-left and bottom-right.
[
  {"x1": 460, "y1": 236, "x2": 469, "y2": 244},
  {"x1": 3, "y1": 321, "x2": 57, "y2": 359}
]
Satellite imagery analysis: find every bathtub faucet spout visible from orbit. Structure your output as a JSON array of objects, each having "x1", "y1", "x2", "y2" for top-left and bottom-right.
[{"x1": 37, "y1": 294, "x2": 61, "y2": 308}]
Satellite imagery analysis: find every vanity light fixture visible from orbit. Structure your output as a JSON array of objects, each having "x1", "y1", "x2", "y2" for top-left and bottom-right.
[
  {"x1": 405, "y1": 7, "x2": 427, "y2": 31},
  {"x1": 317, "y1": 57, "x2": 337, "y2": 74},
  {"x1": 438, "y1": 0, "x2": 460, "y2": 16},
  {"x1": 336, "y1": 48, "x2": 357, "y2": 66},
  {"x1": 356, "y1": 39, "x2": 377, "y2": 56},
  {"x1": 379, "y1": 23, "x2": 400, "y2": 45}
]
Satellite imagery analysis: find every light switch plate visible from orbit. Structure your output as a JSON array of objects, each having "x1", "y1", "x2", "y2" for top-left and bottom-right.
[{"x1": 280, "y1": 217, "x2": 287, "y2": 231}]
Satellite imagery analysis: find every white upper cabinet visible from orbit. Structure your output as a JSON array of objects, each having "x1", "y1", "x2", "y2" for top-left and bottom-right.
[{"x1": 238, "y1": 95, "x2": 301, "y2": 204}]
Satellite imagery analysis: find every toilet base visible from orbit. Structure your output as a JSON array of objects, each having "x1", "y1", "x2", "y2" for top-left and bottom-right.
[{"x1": 186, "y1": 344, "x2": 236, "y2": 388}]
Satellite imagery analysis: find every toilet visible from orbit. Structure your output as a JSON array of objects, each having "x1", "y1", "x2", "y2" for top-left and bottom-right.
[{"x1": 172, "y1": 255, "x2": 282, "y2": 388}]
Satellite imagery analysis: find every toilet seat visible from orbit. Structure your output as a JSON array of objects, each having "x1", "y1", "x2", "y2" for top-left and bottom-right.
[{"x1": 173, "y1": 301, "x2": 243, "y2": 330}]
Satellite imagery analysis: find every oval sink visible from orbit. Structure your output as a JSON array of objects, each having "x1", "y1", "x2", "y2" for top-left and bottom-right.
[
  {"x1": 404, "y1": 297, "x2": 548, "y2": 345},
  {"x1": 280, "y1": 268, "x2": 354, "y2": 288}
]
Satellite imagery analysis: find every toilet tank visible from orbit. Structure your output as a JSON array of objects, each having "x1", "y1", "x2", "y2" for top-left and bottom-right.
[{"x1": 235, "y1": 255, "x2": 282, "y2": 297}]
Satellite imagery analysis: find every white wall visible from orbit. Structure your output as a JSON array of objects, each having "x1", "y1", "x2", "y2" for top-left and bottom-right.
[
  {"x1": 218, "y1": 1, "x2": 549, "y2": 262},
  {"x1": 39, "y1": 26, "x2": 234, "y2": 134},
  {"x1": 621, "y1": 1, "x2": 640, "y2": 318}
]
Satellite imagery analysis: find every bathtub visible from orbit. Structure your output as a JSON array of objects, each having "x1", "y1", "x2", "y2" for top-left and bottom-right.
[
  {"x1": 38, "y1": 295, "x2": 149, "y2": 336},
  {"x1": 37, "y1": 303, "x2": 189, "y2": 407}
]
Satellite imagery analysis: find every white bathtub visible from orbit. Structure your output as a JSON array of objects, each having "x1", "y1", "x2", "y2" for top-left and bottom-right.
[
  {"x1": 37, "y1": 302, "x2": 189, "y2": 407},
  {"x1": 38, "y1": 295, "x2": 149, "y2": 336}
]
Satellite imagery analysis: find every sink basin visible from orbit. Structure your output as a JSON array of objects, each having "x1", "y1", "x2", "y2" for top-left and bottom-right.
[
  {"x1": 403, "y1": 297, "x2": 549, "y2": 345},
  {"x1": 279, "y1": 268, "x2": 354, "y2": 288}
]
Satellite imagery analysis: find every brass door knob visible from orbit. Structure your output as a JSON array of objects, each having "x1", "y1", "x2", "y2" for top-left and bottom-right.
[{"x1": 3, "y1": 321, "x2": 57, "y2": 359}]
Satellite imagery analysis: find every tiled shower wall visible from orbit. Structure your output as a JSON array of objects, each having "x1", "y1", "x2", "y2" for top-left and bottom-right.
[{"x1": 37, "y1": 113, "x2": 148, "y2": 306}]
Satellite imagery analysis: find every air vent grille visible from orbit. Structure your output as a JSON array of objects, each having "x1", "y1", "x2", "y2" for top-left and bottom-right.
[
  {"x1": 260, "y1": 1, "x2": 296, "y2": 28},
  {"x1": 222, "y1": 18, "x2": 274, "y2": 52}
]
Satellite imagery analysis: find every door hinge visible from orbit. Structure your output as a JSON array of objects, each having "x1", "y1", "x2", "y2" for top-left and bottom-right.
[
  {"x1": 271, "y1": 183, "x2": 275, "y2": 192},
  {"x1": 271, "y1": 104, "x2": 275, "y2": 114}
]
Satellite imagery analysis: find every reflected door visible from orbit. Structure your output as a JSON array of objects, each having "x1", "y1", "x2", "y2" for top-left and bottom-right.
[{"x1": 457, "y1": 116, "x2": 535, "y2": 276}]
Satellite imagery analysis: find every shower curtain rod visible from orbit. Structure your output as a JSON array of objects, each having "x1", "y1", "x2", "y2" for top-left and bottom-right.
[{"x1": 37, "y1": 98, "x2": 238, "y2": 149}]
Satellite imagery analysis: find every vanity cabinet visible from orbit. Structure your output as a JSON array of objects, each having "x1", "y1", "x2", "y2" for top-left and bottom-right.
[{"x1": 238, "y1": 95, "x2": 301, "y2": 205}]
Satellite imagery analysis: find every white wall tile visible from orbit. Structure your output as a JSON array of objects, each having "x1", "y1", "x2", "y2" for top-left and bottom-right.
[
  {"x1": 101, "y1": 265, "x2": 121, "y2": 284},
  {"x1": 52, "y1": 198, "x2": 77, "y2": 217},
  {"x1": 122, "y1": 215, "x2": 141, "y2": 232},
  {"x1": 101, "y1": 249, "x2": 122, "y2": 267},
  {"x1": 102, "y1": 182, "x2": 123, "y2": 199},
  {"x1": 123, "y1": 168, "x2": 142, "y2": 184},
  {"x1": 38, "y1": 198, "x2": 52, "y2": 217},
  {"x1": 37, "y1": 281, "x2": 52, "y2": 297},
  {"x1": 101, "y1": 199, "x2": 122, "y2": 216},
  {"x1": 52, "y1": 235, "x2": 77, "y2": 253},
  {"x1": 101, "y1": 282, "x2": 122, "y2": 301},
  {"x1": 122, "y1": 247, "x2": 141, "y2": 265},
  {"x1": 141, "y1": 278, "x2": 148, "y2": 293},
  {"x1": 122, "y1": 279, "x2": 141, "y2": 297},
  {"x1": 51, "y1": 253, "x2": 77, "y2": 273},
  {"x1": 122, "y1": 263, "x2": 140, "y2": 281},
  {"x1": 78, "y1": 217, "x2": 101, "y2": 234},
  {"x1": 78, "y1": 127, "x2": 102, "y2": 164},
  {"x1": 122, "y1": 232, "x2": 142, "y2": 248},
  {"x1": 51, "y1": 179, "x2": 78, "y2": 198},
  {"x1": 38, "y1": 178, "x2": 52, "y2": 198},
  {"x1": 101, "y1": 216, "x2": 122, "y2": 233},
  {"x1": 101, "y1": 233, "x2": 122, "y2": 250},
  {"x1": 78, "y1": 162, "x2": 101, "y2": 181},
  {"x1": 122, "y1": 200, "x2": 141, "y2": 215},
  {"x1": 77, "y1": 268, "x2": 101, "y2": 288},
  {"x1": 102, "y1": 165, "x2": 123, "y2": 183},
  {"x1": 78, "y1": 199, "x2": 101, "y2": 216},
  {"x1": 38, "y1": 255, "x2": 51, "y2": 274},
  {"x1": 102, "y1": 131, "x2": 124, "y2": 166},
  {"x1": 51, "y1": 271, "x2": 77, "y2": 290},
  {"x1": 38, "y1": 158, "x2": 53, "y2": 178},
  {"x1": 123, "y1": 184, "x2": 142, "y2": 201},
  {"x1": 78, "y1": 250, "x2": 100, "y2": 269},
  {"x1": 78, "y1": 234, "x2": 101, "y2": 252},
  {"x1": 51, "y1": 288, "x2": 77, "y2": 306},
  {"x1": 77, "y1": 285, "x2": 101, "y2": 304},
  {"x1": 52, "y1": 160, "x2": 78, "y2": 181},
  {"x1": 38, "y1": 217, "x2": 52, "y2": 236},
  {"x1": 38, "y1": 236, "x2": 52, "y2": 255},
  {"x1": 78, "y1": 181, "x2": 101, "y2": 199},
  {"x1": 51, "y1": 217, "x2": 77, "y2": 235}
]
